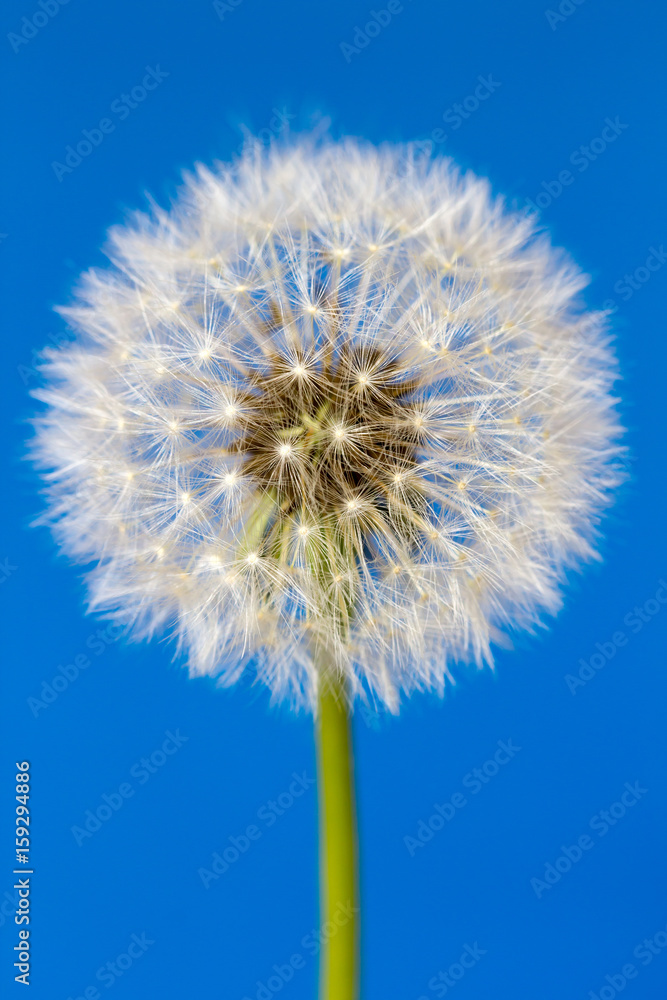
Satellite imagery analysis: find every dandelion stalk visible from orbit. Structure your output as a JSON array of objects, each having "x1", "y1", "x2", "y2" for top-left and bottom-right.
[{"x1": 316, "y1": 664, "x2": 358, "y2": 1000}]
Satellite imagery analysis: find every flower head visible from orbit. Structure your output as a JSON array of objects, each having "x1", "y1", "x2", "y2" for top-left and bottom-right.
[{"x1": 33, "y1": 138, "x2": 622, "y2": 711}]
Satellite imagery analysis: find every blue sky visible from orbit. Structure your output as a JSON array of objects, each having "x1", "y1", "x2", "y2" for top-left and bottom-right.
[{"x1": 2, "y1": 1, "x2": 667, "y2": 998}]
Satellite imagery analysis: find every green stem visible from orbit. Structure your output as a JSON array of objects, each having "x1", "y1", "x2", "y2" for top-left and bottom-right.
[{"x1": 316, "y1": 666, "x2": 359, "y2": 1000}]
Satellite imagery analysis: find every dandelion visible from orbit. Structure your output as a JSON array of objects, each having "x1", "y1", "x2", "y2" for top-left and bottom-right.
[{"x1": 32, "y1": 137, "x2": 622, "y2": 1000}]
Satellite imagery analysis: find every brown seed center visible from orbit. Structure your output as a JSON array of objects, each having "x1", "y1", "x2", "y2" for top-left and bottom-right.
[{"x1": 235, "y1": 347, "x2": 424, "y2": 532}]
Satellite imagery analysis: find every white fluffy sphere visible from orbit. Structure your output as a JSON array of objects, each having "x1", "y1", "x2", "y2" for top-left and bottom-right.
[{"x1": 33, "y1": 138, "x2": 622, "y2": 710}]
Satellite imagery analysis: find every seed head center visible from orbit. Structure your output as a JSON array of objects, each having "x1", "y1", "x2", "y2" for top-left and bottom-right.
[{"x1": 236, "y1": 347, "x2": 424, "y2": 537}]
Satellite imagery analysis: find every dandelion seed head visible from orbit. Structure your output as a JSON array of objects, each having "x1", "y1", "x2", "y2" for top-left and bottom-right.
[{"x1": 31, "y1": 137, "x2": 623, "y2": 712}]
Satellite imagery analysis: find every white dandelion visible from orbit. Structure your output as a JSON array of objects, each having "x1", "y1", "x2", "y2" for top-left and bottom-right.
[
  {"x1": 31, "y1": 136, "x2": 622, "y2": 999},
  {"x1": 33, "y1": 137, "x2": 622, "y2": 711}
]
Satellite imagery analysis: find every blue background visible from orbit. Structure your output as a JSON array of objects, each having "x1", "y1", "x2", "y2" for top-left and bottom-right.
[{"x1": 2, "y1": 1, "x2": 667, "y2": 997}]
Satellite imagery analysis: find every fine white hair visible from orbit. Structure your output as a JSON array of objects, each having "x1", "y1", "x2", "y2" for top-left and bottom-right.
[{"x1": 32, "y1": 137, "x2": 623, "y2": 711}]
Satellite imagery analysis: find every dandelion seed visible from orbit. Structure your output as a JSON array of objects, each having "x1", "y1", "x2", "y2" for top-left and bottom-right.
[{"x1": 30, "y1": 136, "x2": 622, "y2": 715}]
